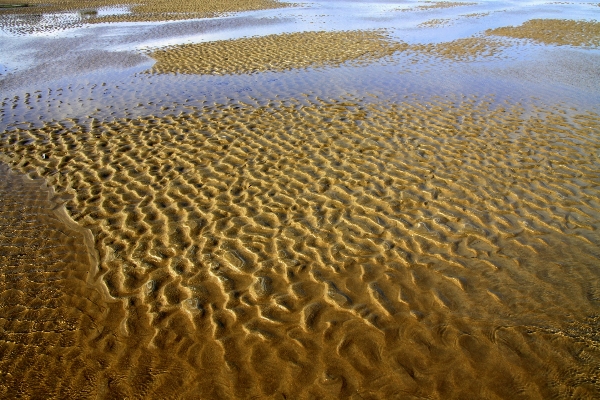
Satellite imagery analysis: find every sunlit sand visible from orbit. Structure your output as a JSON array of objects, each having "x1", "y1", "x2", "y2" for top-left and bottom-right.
[{"x1": 1, "y1": 0, "x2": 599, "y2": 398}]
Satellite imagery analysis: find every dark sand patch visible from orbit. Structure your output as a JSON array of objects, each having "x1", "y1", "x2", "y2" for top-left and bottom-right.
[{"x1": 0, "y1": 163, "x2": 110, "y2": 397}]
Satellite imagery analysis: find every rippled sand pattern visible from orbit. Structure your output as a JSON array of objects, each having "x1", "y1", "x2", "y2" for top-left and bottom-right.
[
  {"x1": 148, "y1": 32, "x2": 511, "y2": 76},
  {"x1": 0, "y1": 165, "x2": 242, "y2": 398},
  {"x1": 0, "y1": 164, "x2": 106, "y2": 397},
  {"x1": 408, "y1": 37, "x2": 510, "y2": 61},
  {"x1": 0, "y1": 0, "x2": 289, "y2": 26},
  {"x1": 1, "y1": 95, "x2": 600, "y2": 398},
  {"x1": 149, "y1": 30, "x2": 407, "y2": 75},
  {"x1": 97, "y1": 0, "x2": 290, "y2": 23},
  {"x1": 487, "y1": 19, "x2": 600, "y2": 47}
]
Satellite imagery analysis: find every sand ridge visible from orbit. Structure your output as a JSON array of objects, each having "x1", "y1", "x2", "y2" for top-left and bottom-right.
[
  {"x1": 1, "y1": 0, "x2": 600, "y2": 397},
  {"x1": 407, "y1": 36, "x2": 510, "y2": 61},
  {"x1": 0, "y1": 163, "x2": 240, "y2": 398},
  {"x1": 147, "y1": 32, "x2": 513, "y2": 76},
  {"x1": 487, "y1": 19, "x2": 600, "y2": 47},
  {"x1": 1, "y1": 93, "x2": 599, "y2": 397},
  {"x1": 148, "y1": 30, "x2": 409, "y2": 75},
  {"x1": 0, "y1": 0, "x2": 291, "y2": 27}
]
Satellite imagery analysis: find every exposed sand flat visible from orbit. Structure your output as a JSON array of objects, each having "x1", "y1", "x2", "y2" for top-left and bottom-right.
[
  {"x1": 148, "y1": 33, "x2": 511, "y2": 76},
  {"x1": 1, "y1": 94, "x2": 599, "y2": 398},
  {"x1": 408, "y1": 37, "x2": 510, "y2": 61},
  {"x1": 487, "y1": 19, "x2": 600, "y2": 47},
  {"x1": 1, "y1": 0, "x2": 600, "y2": 397},
  {"x1": 96, "y1": 0, "x2": 291, "y2": 23},
  {"x1": 0, "y1": 164, "x2": 113, "y2": 397},
  {"x1": 149, "y1": 30, "x2": 408, "y2": 75},
  {"x1": 0, "y1": 164, "x2": 243, "y2": 398},
  {"x1": 0, "y1": 0, "x2": 290, "y2": 24}
]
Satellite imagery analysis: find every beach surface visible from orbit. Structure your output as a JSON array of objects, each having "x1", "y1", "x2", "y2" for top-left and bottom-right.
[{"x1": 1, "y1": 0, "x2": 600, "y2": 398}]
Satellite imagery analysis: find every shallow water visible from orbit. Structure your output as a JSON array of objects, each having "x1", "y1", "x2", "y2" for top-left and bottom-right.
[{"x1": 1, "y1": 0, "x2": 600, "y2": 398}]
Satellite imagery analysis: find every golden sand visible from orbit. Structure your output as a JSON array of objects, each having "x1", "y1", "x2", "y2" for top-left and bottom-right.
[
  {"x1": 487, "y1": 19, "x2": 600, "y2": 47},
  {"x1": 149, "y1": 30, "x2": 408, "y2": 75},
  {"x1": 147, "y1": 32, "x2": 512, "y2": 76},
  {"x1": 0, "y1": 163, "x2": 117, "y2": 397},
  {"x1": 0, "y1": 0, "x2": 290, "y2": 23},
  {"x1": 0, "y1": 0, "x2": 290, "y2": 35},
  {"x1": 1, "y1": 94, "x2": 599, "y2": 397},
  {"x1": 407, "y1": 37, "x2": 510, "y2": 62},
  {"x1": 1, "y1": 2, "x2": 600, "y2": 397}
]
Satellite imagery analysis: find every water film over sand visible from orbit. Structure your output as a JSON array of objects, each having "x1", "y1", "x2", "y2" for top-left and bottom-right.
[{"x1": 1, "y1": 0, "x2": 600, "y2": 398}]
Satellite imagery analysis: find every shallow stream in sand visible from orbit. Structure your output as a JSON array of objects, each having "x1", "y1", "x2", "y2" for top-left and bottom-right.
[{"x1": 1, "y1": 0, "x2": 600, "y2": 398}]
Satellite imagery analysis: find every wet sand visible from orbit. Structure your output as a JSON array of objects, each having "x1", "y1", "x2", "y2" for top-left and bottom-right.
[
  {"x1": 2, "y1": 94, "x2": 600, "y2": 398},
  {"x1": 149, "y1": 30, "x2": 407, "y2": 75},
  {"x1": 0, "y1": 0, "x2": 290, "y2": 24},
  {"x1": 0, "y1": 163, "x2": 118, "y2": 397},
  {"x1": 148, "y1": 32, "x2": 515, "y2": 75},
  {"x1": 487, "y1": 19, "x2": 600, "y2": 47},
  {"x1": 1, "y1": 0, "x2": 600, "y2": 398}
]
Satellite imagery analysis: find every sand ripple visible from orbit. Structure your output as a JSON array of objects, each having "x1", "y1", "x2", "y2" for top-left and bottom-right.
[
  {"x1": 148, "y1": 32, "x2": 515, "y2": 77},
  {"x1": 487, "y1": 19, "x2": 600, "y2": 47},
  {"x1": 0, "y1": 0, "x2": 290, "y2": 30},
  {"x1": 1, "y1": 94, "x2": 599, "y2": 398},
  {"x1": 149, "y1": 30, "x2": 408, "y2": 75},
  {"x1": 407, "y1": 37, "x2": 510, "y2": 62},
  {"x1": 0, "y1": 164, "x2": 108, "y2": 397}
]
